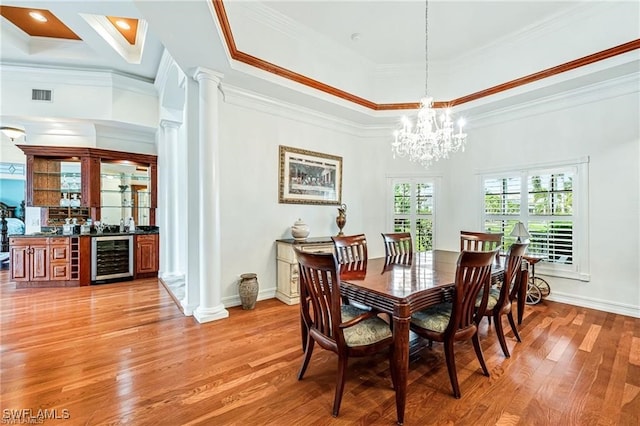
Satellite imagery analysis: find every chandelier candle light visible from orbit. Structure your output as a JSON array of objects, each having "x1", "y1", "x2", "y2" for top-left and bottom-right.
[{"x1": 392, "y1": 0, "x2": 467, "y2": 168}]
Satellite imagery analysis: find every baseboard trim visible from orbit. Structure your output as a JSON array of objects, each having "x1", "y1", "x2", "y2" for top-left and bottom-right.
[{"x1": 546, "y1": 292, "x2": 640, "y2": 318}]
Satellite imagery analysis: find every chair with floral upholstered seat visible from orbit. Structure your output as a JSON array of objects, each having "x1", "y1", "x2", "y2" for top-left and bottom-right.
[
  {"x1": 381, "y1": 232, "x2": 413, "y2": 265},
  {"x1": 476, "y1": 242, "x2": 528, "y2": 358},
  {"x1": 332, "y1": 234, "x2": 370, "y2": 309},
  {"x1": 460, "y1": 230, "x2": 503, "y2": 266},
  {"x1": 332, "y1": 234, "x2": 368, "y2": 264},
  {"x1": 410, "y1": 249, "x2": 497, "y2": 398},
  {"x1": 295, "y1": 248, "x2": 396, "y2": 417}
]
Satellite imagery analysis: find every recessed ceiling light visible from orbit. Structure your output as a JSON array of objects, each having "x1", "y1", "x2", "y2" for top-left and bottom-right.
[
  {"x1": 29, "y1": 11, "x2": 48, "y2": 23},
  {"x1": 115, "y1": 20, "x2": 130, "y2": 30},
  {"x1": 351, "y1": 33, "x2": 361, "y2": 42}
]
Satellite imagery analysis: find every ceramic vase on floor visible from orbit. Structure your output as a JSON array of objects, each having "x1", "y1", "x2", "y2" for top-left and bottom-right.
[{"x1": 239, "y1": 273, "x2": 259, "y2": 309}]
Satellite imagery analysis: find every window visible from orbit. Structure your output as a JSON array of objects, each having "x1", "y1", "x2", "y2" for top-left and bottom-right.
[
  {"x1": 482, "y1": 158, "x2": 589, "y2": 281},
  {"x1": 390, "y1": 178, "x2": 435, "y2": 252}
]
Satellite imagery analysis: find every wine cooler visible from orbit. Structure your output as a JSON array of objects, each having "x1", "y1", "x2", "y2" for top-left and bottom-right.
[{"x1": 91, "y1": 235, "x2": 134, "y2": 283}]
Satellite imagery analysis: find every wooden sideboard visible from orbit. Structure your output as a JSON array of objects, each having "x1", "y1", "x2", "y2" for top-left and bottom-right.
[{"x1": 275, "y1": 237, "x2": 335, "y2": 305}]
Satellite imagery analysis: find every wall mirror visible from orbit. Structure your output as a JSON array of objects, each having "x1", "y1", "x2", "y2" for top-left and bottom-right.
[{"x1": 100, "y1": 161, "x2": 151, "y2": 226}]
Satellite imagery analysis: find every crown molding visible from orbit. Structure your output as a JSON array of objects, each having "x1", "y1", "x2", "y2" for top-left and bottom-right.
[
  {"x1": 221, "y1": 83, "x2": 388, "y2": 138},
  {"x1": 212, "y1": 1, "x2": 640, "y2": 112},
  {"x1": 1, "y1": 62, "x2": 156, "y2": 95},
  {"x1": 222, "y1": 63, "x2": 638, "y2": 141},
  {"x1": 466, "y1": 68, "x2": 639, "y2": 129}
]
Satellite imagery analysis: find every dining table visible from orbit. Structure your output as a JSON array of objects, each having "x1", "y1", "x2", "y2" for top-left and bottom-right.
[{"x1": 339, "y1": 249, "x2": 506, "y2": 425}]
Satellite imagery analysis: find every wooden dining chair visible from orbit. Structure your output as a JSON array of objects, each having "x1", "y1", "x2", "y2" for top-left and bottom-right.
[
  {"x1": 331, "y1": 234, "x2": 368, "y2": 264},
  {"x1": 381, "y1": 232, "x2": 413, "y2": 265},
  {"x1": 409, "y1": 249, "x2": 497, "y2": 398},
  {"x1": 331, "y1": 234, "x2": 370, "y2": 309},
  {"x1": 476, "y1": 242, "x2": 528, "y2": 358},
  {"x1": 460, "y1": 230, "x2": 503, "y2": 265},
  {"x1": 294, "y1": 248, "x2": 396, "y2": 417}
]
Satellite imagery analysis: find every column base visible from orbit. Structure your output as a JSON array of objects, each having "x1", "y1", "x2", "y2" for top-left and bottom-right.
[
  {"x1": 194, "y1": 304, "x2": 229, "y2": 323},
  {"x1": 161, "y1": 272, "x2": 185, "y2": 284},
  {"x1": 181, "y1": 300, "x2": 198, "y2": 316}
]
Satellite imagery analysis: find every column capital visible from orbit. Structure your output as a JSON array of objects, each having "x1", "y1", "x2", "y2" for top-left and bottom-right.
[
  {"x1": 193, "y1": 67, "x2": 224, "y2": 84},
  {"x1": 159, "y1": 119, "x2": 182, "y2": 129}
]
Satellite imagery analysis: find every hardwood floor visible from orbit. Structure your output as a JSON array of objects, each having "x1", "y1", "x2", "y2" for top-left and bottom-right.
[{"x1": 1, "y1": 269, "x2": 638, "y2": 425}]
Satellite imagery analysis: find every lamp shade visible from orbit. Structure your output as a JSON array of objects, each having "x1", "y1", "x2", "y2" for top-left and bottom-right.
[
  {"x1": 1, "y1": 126, "x2": 25, "y2": 141},
  {"x1": 510, "y1": 221, "x2": 531, "y2": 241}
]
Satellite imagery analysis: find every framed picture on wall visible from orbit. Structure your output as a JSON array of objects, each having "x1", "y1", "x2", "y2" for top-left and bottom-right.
[{"x1": 279, "y1": 145, "x2": 342, "y2": 205}]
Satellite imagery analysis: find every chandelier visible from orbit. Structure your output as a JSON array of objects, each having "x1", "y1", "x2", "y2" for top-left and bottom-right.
[{"x1": 392, "y1": 1, "x2": 467, "y2": 168}]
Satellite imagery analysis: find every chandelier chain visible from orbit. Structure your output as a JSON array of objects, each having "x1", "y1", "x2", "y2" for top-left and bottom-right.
[
  {"x1": 424, "y1": 0, "x2": 428, "y2": 96},
  {"x1": 391, "y1": 0, "x2": 468, "y2": 169}
]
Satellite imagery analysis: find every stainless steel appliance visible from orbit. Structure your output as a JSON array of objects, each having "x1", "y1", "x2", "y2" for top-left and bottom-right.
[{"x1": 91, "y1": 235, "x2": 134, "y2": 283}]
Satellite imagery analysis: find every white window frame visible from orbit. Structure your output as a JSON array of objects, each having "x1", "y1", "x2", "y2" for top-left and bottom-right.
[
  {"x1": 387, "y1": 176, "x2": 440, "y2": 252},
  {"x1": 480, "y1": 157, "x2": 590, "y2": 281}
]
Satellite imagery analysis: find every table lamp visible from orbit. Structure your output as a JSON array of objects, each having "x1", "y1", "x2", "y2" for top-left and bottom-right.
[{"x1": 510, "y1": 221, "x2": 531, "y2": 243}]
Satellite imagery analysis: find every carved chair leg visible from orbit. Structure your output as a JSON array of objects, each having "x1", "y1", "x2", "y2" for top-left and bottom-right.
[
  {"x1": 443, "y1": 339, "x2": 461, "y2": 399},
  {"x1": 297, "y1": 338, "x2": 315, "y2": 380},
  {"x1": 332, "y1": 355, "x2": 349, "y2": 417},
  {"x1": 472, "y1": 333, "x2": 490, "y2": 377},
  {"x1": 493, "y1": 313, "x2": 510, "y2": 358},
  {"x1": 507, "y1": 311, "x2": 522, "y2": 342}
]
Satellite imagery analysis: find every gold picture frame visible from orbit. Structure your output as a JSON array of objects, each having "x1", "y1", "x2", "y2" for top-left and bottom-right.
[{"x1": 278, "y1": 145, "x2": 342, "y2": 205}]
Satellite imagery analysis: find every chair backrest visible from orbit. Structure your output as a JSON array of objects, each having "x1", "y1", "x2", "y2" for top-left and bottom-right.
[
  {"x1": 332, "y1": 234, "x2": 368, "y2": 264},
  {"x1": 460, "y1": 231, "x2": 503, "y2": 252},
  {"x1": 460, "y1": 231, "x2": 503, "y2": 266},
  {"x1": 504, "y1": 242, "x2": 528, "y2": 302},
  {"x1": 295, "y1": 248, "x2": 344, "y2": 346},
  {"x1": 448, "y1": 249, "x2": 498, "y2": 336},
  {"x1": 381, "y1": 232, "x2": 413, "y2": 256}
]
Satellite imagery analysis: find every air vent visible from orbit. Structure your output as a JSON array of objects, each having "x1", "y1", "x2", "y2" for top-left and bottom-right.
[{"x1": 32, "y1": 89, "x2": 52, "y2": 102}]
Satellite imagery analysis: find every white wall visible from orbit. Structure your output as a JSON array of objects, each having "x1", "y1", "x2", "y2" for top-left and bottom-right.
[
  {"x1": 209, "y1": 70, "x2": 639, "y2": 319},
  {"x1": 216, "y1": 97, "x2": 387, "y2": 302},
  {"x1": 439, "y1": 80, "x2": 640, "y2": 317},
  {"x1": 3, "y1": 51, "x2": 638, "y2": 319}
]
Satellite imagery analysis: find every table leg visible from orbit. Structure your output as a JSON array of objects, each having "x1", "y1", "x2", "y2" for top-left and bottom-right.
[
  {"x1": 517, "y1": 268, "x2": 528, "y2": 325},
  {"x1": 392, "y1": 310, "x2": 410, "y2": 425}
]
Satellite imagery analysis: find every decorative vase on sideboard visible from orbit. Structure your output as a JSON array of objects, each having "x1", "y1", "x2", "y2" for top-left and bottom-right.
[
  {"x1": 239, "y1": 273, "x2": 259, "y2": 310},
  {"x1": 291, "y1": 218, "x2": 310, "y2": 240},
  {"x1": 336, "y1": 203, "x2": 347, "y2": 236}
]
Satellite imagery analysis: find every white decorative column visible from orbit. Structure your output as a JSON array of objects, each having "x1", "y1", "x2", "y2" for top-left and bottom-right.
[
  {"x1": 193, "y1": 67, "x2": 228, "y2": 323},
  {"x1": 157, "y1": 123, "x2": 169, "y2": 278},
  {"x1": 159, "y1": 119, "x2": 180, "y2": 279},
  {"x1": 181, "y1": 76, "x2": 201, "y2": 316}
]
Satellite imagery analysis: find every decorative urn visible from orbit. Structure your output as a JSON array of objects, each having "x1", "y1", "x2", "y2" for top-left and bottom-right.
[
  {"x1": 336, "y1": 203, "x2": 347, "y2": 236},
  {"x1": 291, "y1": 218, "x2": 310, "y2": 240}
]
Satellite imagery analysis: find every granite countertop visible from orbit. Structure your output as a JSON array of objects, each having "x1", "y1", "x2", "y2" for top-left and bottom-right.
[
  {"x1": 276, "y1": 236, "x2": 333, "y2": 244},
  {"x1": 17, "y1": 227, "x2": 159, "y2": 238}
]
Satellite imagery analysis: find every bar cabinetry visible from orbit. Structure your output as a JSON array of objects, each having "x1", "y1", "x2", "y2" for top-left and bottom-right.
[
  {"x1": 18, "y1": 145, "x2": 157, "y2": 226},
  {"x1": 10, "y1": 236, "x2": 88, "y2": 286},
  {"x1": 135, "y1": 234, "x2": 159, "y2": 278},
  {"x1": 275, "y1": 237, "x2": 334, "y2": 305},
  {"x1": 10, "y1": 237, "x2": 49, "y2": 281},
  {"x1": 49, "y1": 237, "x2": 70, "y2": 281}
]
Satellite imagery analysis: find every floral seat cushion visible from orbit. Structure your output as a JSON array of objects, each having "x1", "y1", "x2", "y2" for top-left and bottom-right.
[
  {"x1": 475, "y1": 287, "x2": 501, "y2": 310},
  {"x1": 410, "y1": 302, "x2": 453, "y2": 333},
  {"x1": 341, "y1": 304, "x2": 392, "y2": 347}
]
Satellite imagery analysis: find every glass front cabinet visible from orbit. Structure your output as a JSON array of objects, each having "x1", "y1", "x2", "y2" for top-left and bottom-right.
[{"x1": 19, "y1": 146, "x2": 157, "y2": 227}]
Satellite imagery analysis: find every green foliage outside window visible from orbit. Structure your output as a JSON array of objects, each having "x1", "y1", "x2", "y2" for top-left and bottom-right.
[
  {"x1": 484, "y1": 172, "x2": 574, "y2": 264},
  {"x1": 393, "y1": 181, "x2": 433, "y2": 252}
]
